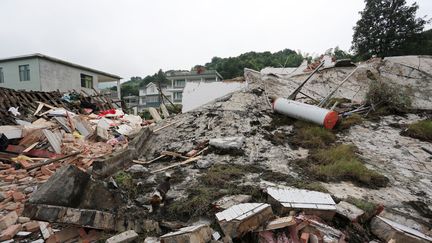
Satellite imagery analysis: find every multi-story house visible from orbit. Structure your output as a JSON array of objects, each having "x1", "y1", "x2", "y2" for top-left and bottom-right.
[{"x1": 137, "y1": 70, "x2": 223, "y2": 111}]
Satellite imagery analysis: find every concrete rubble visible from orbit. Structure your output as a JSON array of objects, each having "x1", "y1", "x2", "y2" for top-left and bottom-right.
[
  {"x1": 0, "y1": 55, "x2": 431, "y2": 242},
  {"x1": 160, "y1": 224, "x2": 212, "y2": 243},
  {"x1": 267, "y1": 187, "x2": 336, "y2": 220},
  {"x1": 215, "y1": 203, "x2": 273, "y2": 238}
]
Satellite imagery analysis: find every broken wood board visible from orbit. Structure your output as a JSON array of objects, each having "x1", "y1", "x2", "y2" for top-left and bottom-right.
[
  {"x1": 43, "y1": 129, "x2": 62, "y2": 154},
  {"x1": 151, "y1": 156, "x2": 202, "y2": 173}
]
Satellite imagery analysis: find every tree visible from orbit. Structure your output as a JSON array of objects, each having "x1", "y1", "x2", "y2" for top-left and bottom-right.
[
  {"x1": 202, "y1": 49, "x2": 304, "y2": 79},
  {"x1": 352, "y1": 0, "x2": 428, "y2": 59}
]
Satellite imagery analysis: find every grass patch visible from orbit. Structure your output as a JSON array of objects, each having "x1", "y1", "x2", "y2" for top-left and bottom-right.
[
  {"x1": 291, "y1": 122, "x2": 336, "y2": 148},
  {"x1": 337, "y1": 114, "x2": 363, "y2": 130},
  {"x1": 294, "y1": 181, "x2": 328, "y2": 193},
  {"x1": 403, "y1": 119, "x2": 432, "y2": 142},
  {"x1": 309, "y1": 144, "x2": 388, "y2": 188},
  {"x1": 164, "y1": 164, "x2": 279, "y2": 221},
  {"x1": 200, "y1": 164, "x2": 261, "y2": 187},
  {"x1": 114, "y1": 171, "x2": 137, "y2": 198}
]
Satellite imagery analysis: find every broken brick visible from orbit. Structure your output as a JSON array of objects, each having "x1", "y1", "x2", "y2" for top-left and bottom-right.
[
  {"x1": 22, "y1": 221, "x2": 39, "y2": 232},
  {"x1": 12, "y1": 192, "x2": 25, "y2": 202},
  {"x1": 300, "y1": 232, "x2": 310, "y2": 243},
  {"x1": 0, "y1": 211, "x2": 18, "y2": 230},
  {"x1": 41, "y1": 166, "x2": 53, "y2": 176},
  {"x1": 0, "y1": 224, "x2": 22, "y2": 241},
  {"x1": 3, "y1": 175, "x2": 15, "y2": 182}
]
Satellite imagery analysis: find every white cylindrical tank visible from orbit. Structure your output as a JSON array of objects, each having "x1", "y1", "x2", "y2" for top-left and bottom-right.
[{"x1": 272, "y1": 98, "x2": 339, "y2": 129}]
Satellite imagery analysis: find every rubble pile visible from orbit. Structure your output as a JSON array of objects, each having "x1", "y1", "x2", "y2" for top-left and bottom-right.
[
  {"x1": 0, "y1": 90, "x2": 147, "y2": 241},
  {"x1": 0, "y1": 55, "x2": 431, "y2": 242}
]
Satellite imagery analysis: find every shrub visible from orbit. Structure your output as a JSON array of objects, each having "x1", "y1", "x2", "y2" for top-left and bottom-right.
[
  {"x1": 404, "y1": 119, "x2": 432, "y2": 142},
  {"x1": 365, "y1": 81, "x2": 412, "y2": 112}
]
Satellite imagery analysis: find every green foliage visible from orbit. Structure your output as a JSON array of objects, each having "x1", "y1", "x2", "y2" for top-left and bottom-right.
[
  {"x1": 398, "y1": 29, "x2": 432, "y2": 55},
  {"x1": 326, "y1": 46, "x2": 353, "y2": 60},
  {"x1": 346, "y1": 196, "x2": 377, "y2": 215},
  {"x1": 203, "y1": 49, "x2": 304, "y2": 79},
  {"x1": 114, "y1": 172, "x2": 137, "y2": 198},
  {"x1": 352, "y1": 0, "x2": 429, "y2": 59},
  {"x1": 113, "y1": 70, "x2": 171, "y2": 98},
  {"x1": 310, "y1": 144, "x2": 388, "y2": 187},
  {"x1": 404, "y1": 119, "x2": 432, "y2": 142},
  {"x1": 365, "y1": 81, "x2": 412, "y2": 112},
  {"x1": 292, "y1": 122, "x2": 336, "y2": 148}
]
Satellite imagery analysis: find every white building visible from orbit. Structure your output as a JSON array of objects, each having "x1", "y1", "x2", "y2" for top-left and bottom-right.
[
  {"x1": 138, "y1": 70, "x2": 223, "y2": 111},
  {"x1": 0, "y1": 53, "x2": 121, "y2": 98}
]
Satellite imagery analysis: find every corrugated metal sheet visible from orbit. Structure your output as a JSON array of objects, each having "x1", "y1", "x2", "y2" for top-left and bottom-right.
[
  {"x1": 269, "y1": 187, "x2": 336, "y2": 210},
  {"x1": 216, "y1": 203, "x2": 270, "y2": 222}
]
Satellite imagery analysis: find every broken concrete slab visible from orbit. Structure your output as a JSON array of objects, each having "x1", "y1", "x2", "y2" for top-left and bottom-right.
[
  {"x1": 267, "y1": 187, "x2": 336, "y2": 220},
  {"x1": 213, "y1": 195, "x2": 252, "y2": 210},
  {"x1": 149, "y1": 108, "x2": 162, "y2": 122},
  {"x1": 160, "y1": 104, "x2": 170, "y2": 118},
  {"x1": 127, "y1": 164, "x2": 149, "y2": 175},
  {"x1": 28, "y1": 165, "x2": 90, "y2": 207},
  {"x1": 195, "y1": 159, "x2": 214, "y2": 169},
  {"x1": 96, "y1": 118, "x2": 111, "y2": 141},
  {"x1": 335, "y1": 201, "x2": 365, "y2": 222},
  {"x1": 23, "y1": 204, "x2": 116, "y2": 231},
  {"x1": 370, "y1": 216, "x2": 432, "y2": 243},
  {"x1": 92, "y1": 127, "x2": 151, "y2": 178},
  {"x1": 106, "y1": 230, "x2": 138, "y2": 243},
  {"x1": 209, "y1": 136, "x2": 244, "y2": 153},
  {"x1": 39, "y1": 221, "x2": 53, "y2": 239},
  {"x1": 160, "y1": 224, "x2": 212, "y2": 243},
  {"x1": 215, "y1": 203, "x2": 273, "y2": 239},
  {"x1": 263, "y1": 216, "x2": 296, "y2": 231}
]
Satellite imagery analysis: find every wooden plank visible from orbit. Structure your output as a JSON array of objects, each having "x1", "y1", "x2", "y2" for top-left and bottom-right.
[{"x1": 151, "y1": 156, "x2": 202, "y2": 174}]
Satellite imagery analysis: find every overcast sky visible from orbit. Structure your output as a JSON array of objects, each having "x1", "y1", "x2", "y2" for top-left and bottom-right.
[{"x1": 1, "y1": 0, "x2": 431, "y2": 82}]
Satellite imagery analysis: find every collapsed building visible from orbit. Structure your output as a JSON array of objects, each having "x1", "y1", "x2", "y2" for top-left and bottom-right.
[{"x1": 0, "y1": 55, "x2": 431, "y2": 242}]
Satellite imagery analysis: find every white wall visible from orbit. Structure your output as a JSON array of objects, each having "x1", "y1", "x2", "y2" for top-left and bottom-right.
[
  {"x1": 39, "y1": 59, "x2": 99, "y2": 93},
  {"x1": 0, "y1": 58, "x2": 41, "y2": 91}
]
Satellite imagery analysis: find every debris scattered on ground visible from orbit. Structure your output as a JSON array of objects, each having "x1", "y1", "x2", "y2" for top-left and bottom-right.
[{"x1": 0, "y1": 55, "x2": 431, "y2": 242}]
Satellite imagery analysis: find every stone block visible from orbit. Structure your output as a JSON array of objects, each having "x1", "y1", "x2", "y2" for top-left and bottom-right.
[
  {"x1": 160, "y1": 224, "x2": 212, "y2": 243},
  {"x1": 22, "y1": 221, "x2": 39, "y2": 232},
  {"x1": 335, "y1": 201, "x2": 365, "y2": 222},
  {"x1": 29, "y1": 165, "x2": 90, "y2": 207},
  {"x1": 106, "y1": 230, "x2": 138, "y2": 243}
]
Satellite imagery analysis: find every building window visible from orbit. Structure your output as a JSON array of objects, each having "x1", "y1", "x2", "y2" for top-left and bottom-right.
[
  {"x1": 80, "y1": 74, "x2": 93, "y2": 88},
  {"x1": 147, "y1": 96, "x2": 159, "y2": 103},
  {"x1": 174, "y1": 79, "x2": 185, "y2": 88},
  {"x1": 174, "y1": 92, "x2": 183, "y2": 100},
  {"x1": 19, "y1": 65, "x2": 30, "y2": 81},
  {"x1": 0, "y1": 67, "x2": 3, "y2": 83}
]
